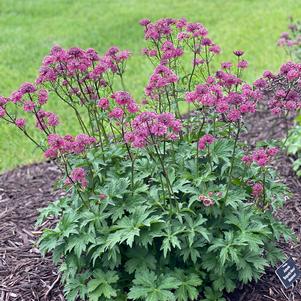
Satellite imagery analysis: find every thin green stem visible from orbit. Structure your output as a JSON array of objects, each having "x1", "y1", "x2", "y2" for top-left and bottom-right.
[
  {"x1": 121, "y1": 122, "x2": 135, "y2": 194},
  {"x1": 224, "y1": 122, "x2": 241, "y2": 201},
  {"x1": 4, "y1": 110, "x2": 44, "y2": 150},
  {"x1": 61, "y1": 154, "x2": 89, "y2": 208},
  {"x1": 207, "y1": 145, "x2": 213, "y2": 172},
  {"x1": 263, "y1": 169, "x2": 266, "y2": 206},
  {"x1": 152, "y1": 138, "x2": 175, "y2": 204}
]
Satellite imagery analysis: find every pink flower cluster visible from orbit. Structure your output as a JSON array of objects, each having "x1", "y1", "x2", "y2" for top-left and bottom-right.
[
  {"x1": 185, "y1": 75, "x2": 260, "y2": 122},
  {"x1": 7, "y1": 86, "x2": 46, "y2": 110},
  {"x1": 99, "y1": 193, "x2": 107, "y2": 200},
  {"x1": 44, "y1": 133, "x2": 96, "y2": 159},
  {"x1": 140, "y1": 18, "x2": 179, "y2": 41},
  {"x1": 161, "y1": 40, "x2": 183, "y2": 60},
  {"x1": 106, "y1": 92, "x2": 139, "y2": 120},
  {"x1": 36, "y1": 110, "x2": 59, "y2": 130},
  {"x1": 242, "y1": 147, "x2": 279, "y2": 167},
  {"x1": 8, "y1": 83, "x2": 48, "y2": 106},
  {"x1": 278, "y1": 29, "x2": 301, "y2": 48},
  {"x1": 65, "y1": 167, "x2": 88, "y2": 189},
  {"x1": 124, "y1": 112, "x2": 182, "y2": 148},
  {"x1": 215, "y1": 70, "x2": 242, "y2": 88},
  {"x1": 98, "y1": 91, "x2": 139, "y2": 120},
  {"x1": 97, "y1": 98, "x2": 110, "y2": 110},
  {"x1": 15, "y1": 118, "x2": 26, "y2": 128},
  {"x1": 198, "y1": 194, "x2": 215, "y2": 207},
  {"x1": 220, "y1": 56, "x2": 248, "y2": 70},
  {"x1": 252, "y1": 183, "x2": 263, "y2": 198},
  {"x1": 36, "y1": 45, "x2": 130, "y2": 87},
  {"x1": 198, "y1": 134, "x2": 215, "y2": 150},
  {"x1": 109, "y1": 91, "x2": 139, "y2": 117},
  {"x1": 140, "y1": 18, "x2": 221, "y2": 77},
  {"x1": 145, "y1": 65, "x2": 178, "y2": 99},
  {"x1": 104, "y1": 47, "x2": 131, "y2": 74},
  {"x1": 259, "y1": 62, "x2": 301, "y2": 115},
  {"x1": 140, "y1": 18, "x2": 219, "y2": 51},
  {"x1": 37, "y1": 46, "x2": 93, "y2": 83},
  {"x1": 0, "y1": 106, "x2": 6, "y2": 118},
  {"x1": 0, "y1": 81, "x2": 58, "y2": 132},
  {"x1": 143, "y1": 40, "x2": 184, "y2": 62}
]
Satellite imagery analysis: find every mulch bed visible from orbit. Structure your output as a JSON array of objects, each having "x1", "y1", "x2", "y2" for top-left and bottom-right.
[
  {"x1": 1, "y1": 111, "x2": 301, "y2": 301},
  {"x1": 0, "y1": 163, "x2": 65, "y2": 301}
]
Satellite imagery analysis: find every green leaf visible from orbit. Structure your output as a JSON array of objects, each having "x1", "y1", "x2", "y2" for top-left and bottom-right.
[
  {"x1": 160, "y1": 225, "x2": 184, "y2": 257},
  {"x1": 38, "y1": 228, "x2": 61, "y2": 254},
  {"x1": 64, "y1": 271, "x2": 90, "y2": 301},
  {"x1": 184, "y1": 215, "x2": 209, "y2": 246},
  {"x1": 107, "y1": 207, "x2": 163, "y2": 248},
  {"x1": 128, "y1": 271, "x2": 180, "y2": 301},
  {"x1": 125, "y1": 248, "x2": 157, "y2": 274},
  {"x1": 237, "y1": 261, "x2": 254, "y2": 283},
  {"x1": 180, "y1": 238, "x2": 205, "y2": 263},
  {"x1": 203, "y1": 286, "x2": 226, "y2": 301},
  {"x1": 173, "y1": 269, "x2": 203, "y2": 301},
  {"x1": 65, "y1": 233, "x2": 95, "y2": 258},
  {"x1": 59, "y1": 211, "x2": 80, "y2": 238},
  {"x1": 36, "y1": 197, "x2": 68, "y2": 225},
  {"x1": 265, "y1": 242, "x2": 285, "y2": 266},
  {"x1": 173, "y1": 179, "x2": 197, "y2": 194},
  {"x1": 87, "y1": 269, "x2": 119, "y2": 300},
  {"x1": 105, "y1": 177, "x2": 129, "y2": 199}
]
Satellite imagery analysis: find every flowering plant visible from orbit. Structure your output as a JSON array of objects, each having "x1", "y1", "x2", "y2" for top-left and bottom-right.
[
  {"x1": 278, "y1": 17, "x2": 301, "y2": 61},
  {"x1": 277, "y1": 18, "x2": 301, "y2": 179},
  {"x1": 0, "y1": 18, "x2": 295, "y2": 301}
]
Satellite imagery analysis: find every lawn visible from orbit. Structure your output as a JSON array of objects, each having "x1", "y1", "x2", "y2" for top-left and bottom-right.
[{"x1": 0, "y1": 0, "x2": 300, "y2": 171}]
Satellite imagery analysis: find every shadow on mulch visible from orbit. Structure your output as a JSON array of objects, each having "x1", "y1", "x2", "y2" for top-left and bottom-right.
[{"x1": 0, "y1": 111, "x2": 301, "y2": 301}]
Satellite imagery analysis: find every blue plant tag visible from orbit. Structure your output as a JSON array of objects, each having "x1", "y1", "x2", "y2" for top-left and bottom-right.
[{"x1": 275, "y1": 257, "x2": 301, "y2": 289}]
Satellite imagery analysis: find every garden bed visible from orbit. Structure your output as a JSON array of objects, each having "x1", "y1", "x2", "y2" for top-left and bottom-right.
[
  {"x1": 0, "y1": 162, "x2": 64, "y2": 300},
  {"x1": 0, "y1": 111, "x2": 301, "y2": 301}
]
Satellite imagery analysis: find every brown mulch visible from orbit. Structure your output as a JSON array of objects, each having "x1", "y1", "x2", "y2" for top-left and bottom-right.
[
  {"x1": 0, "y1": 111, "x2": 301, "y2": 301},
  {"x1": 0, "y1": 162, "x2": 65, "y2": 301}
]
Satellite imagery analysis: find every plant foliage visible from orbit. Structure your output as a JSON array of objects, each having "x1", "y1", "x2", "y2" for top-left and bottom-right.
[{"x1": 0, "y1": 17, "x2": 296, "y2": 301}]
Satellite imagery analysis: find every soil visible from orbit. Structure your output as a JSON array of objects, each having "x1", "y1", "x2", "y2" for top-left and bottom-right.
[{"x1": 0, "y1": 111, "x2": 301, "y2": 301}]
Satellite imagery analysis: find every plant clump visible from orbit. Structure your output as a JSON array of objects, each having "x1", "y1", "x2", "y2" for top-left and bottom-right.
[{"x1": 0, "y1": 18, "x2": 296, "y2": 301}]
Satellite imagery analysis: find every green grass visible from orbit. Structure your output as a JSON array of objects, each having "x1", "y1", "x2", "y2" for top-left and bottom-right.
[{"x1": 0, "y1": 0, "x2": 300, "y2": 171}]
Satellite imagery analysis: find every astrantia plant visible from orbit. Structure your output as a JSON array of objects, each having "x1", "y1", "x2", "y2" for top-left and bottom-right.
[
  {"x1": 0, "y1": 18, "x2": 295, "y2": 301},
  {"x1": 255, "y1": 60, "x2": 301, "y2": 178},
  {"x1": 255, "y1": 61, "x2": 301, "y2": 121},
  {"x1": 286, "y1": 124, "x2": 301, "y2": 176},
  {"x1": 277, "y1": 19, "x2": 301, "y2": 178},
  {"x1": 278, "y1": 17, "x2": 301, "y2": 61}
]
